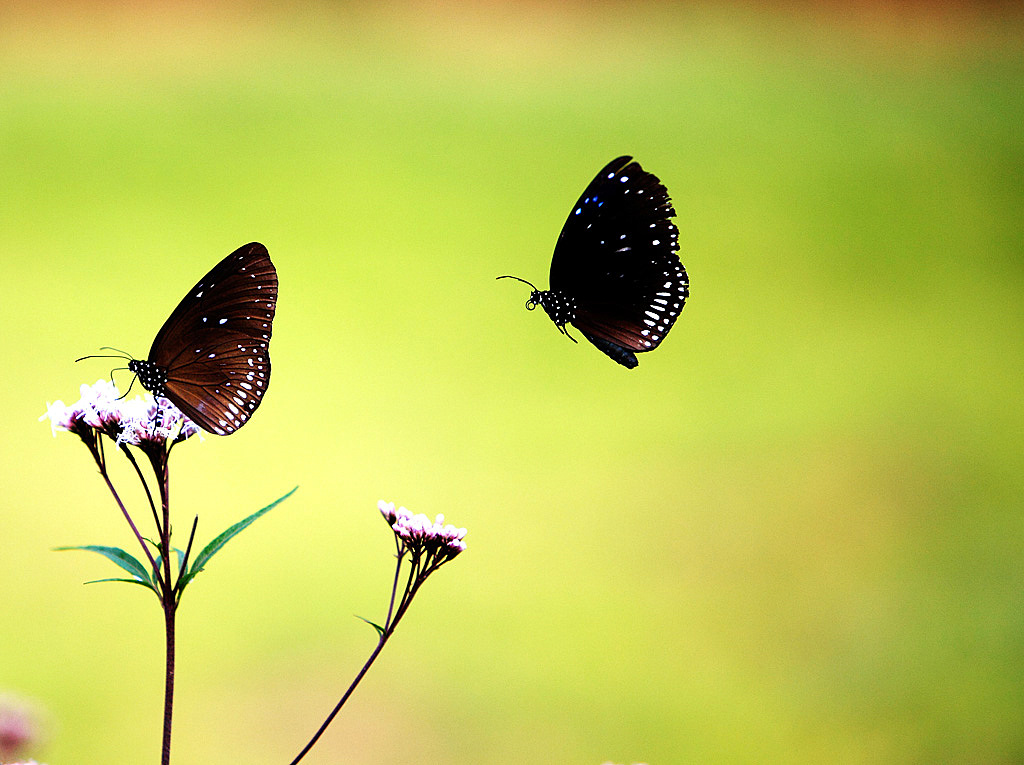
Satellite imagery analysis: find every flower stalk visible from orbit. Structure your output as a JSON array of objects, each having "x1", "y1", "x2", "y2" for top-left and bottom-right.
[{"x1": 288, "y1": 501, "x2": 466, "y2": 764}]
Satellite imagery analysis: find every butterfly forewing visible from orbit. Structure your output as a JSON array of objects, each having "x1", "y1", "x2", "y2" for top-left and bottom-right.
[
  {"x1": 549, "y1": 156, "x2": 688, "y2": 360},
  {"x1": 146, "y1": 242, "x2": 277, "y2": 435}
]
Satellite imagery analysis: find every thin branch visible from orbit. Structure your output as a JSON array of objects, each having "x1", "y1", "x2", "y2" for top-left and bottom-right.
[
  {"x1": 174, "y1": 516, "x2": 200, "y2": 605},
  {"x1": 120, "y1": 443, "x2": 163, "y2": 537},
  {"x1": 95, "y1": 460, "x2": 162, "y2": 590},
  {"x1": 288, "y1": 632, "x2": 388, "y2": 765}
]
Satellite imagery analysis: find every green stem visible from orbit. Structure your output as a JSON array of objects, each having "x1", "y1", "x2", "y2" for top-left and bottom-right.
[
  {"x1": 156, "y1": 449, "x2": 176, "y2": 765},
  {"x1": 162, "y1": 600, "x2": 175, "y2": 765}
]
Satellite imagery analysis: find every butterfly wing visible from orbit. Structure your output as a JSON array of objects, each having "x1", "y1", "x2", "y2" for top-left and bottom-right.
[
  {"x1": 147, "y1": 242, "x2": 277, "y2": 435},
  {"x1": 550, "y1": 156, "x2": 688, "y2": 357}
]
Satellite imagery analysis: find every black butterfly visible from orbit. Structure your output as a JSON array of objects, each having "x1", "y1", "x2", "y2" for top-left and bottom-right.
[
  {"x1": 84, "y1": 243, "x2": 278, "y2": 435},
  {"x1": 499, "y1": 156, "x2": 688, "y2": 368}
]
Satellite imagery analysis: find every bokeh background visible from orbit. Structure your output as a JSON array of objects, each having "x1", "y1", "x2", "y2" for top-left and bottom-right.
[{"x1": 2, "y1": 2, "x2": 1022, "y2": 763}]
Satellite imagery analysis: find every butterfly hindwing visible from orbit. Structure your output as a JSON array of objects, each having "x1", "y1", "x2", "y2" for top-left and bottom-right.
[{"x1": 162, "y1": 329, "x2": 271, "y2": 434}]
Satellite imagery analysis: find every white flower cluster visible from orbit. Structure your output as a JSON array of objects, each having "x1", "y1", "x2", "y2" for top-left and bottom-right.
[
  {"x1": 115, "y1": 394, "x2": 202, "y2": 448},
  {"x1": 40, "y1": 378, "x2": 121, "y2": 436},
  {"x1": 40, "y1": 379, "x2": 200, "y2": 446},
  {"x1": 378, "y1": 500, "x2": 467, "y2": 558}
]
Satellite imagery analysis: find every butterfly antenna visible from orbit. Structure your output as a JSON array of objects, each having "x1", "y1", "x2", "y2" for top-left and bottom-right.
[
  {"x1": 496, "y1": 275, "x2": 539, "y2": 291},
  {"x1": 101, "y1": 346, "x2": 132, "y2": 357},
  {"x1": 75, "y1": 346, "x2": 135, "y2": 363}
]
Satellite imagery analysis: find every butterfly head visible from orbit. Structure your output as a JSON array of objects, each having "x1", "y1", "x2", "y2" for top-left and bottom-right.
[
  {"x1": 498, "y1": 276, "x2": 549, "y2": 312},
  {"x1": 497, "y1": 275, "x2": 578, "y2": 342}
]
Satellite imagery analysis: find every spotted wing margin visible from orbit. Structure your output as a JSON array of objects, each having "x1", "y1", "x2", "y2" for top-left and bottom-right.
[{"x1": 147, "y1": 242, "x2": 278, "y2": 369}]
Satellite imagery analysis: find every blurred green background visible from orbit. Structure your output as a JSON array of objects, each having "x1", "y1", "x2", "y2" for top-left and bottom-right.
[{"x1": 2, "y1": 2, "x2": 1022, "y2": 763}]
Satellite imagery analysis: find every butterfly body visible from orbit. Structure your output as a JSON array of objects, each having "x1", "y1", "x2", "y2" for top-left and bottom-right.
[
  {"x1": 526, "y1": 289, "x2": 577, "y2": 334},
  {"x1": 129, "y1": 242, "x2": 277, "y2": 435},
  {"x1": 505, "y1": 156, "x2": 688, "y2": 368},
  {"x1": 127, "y1": 359, "x2": 170, "y2": 396}
]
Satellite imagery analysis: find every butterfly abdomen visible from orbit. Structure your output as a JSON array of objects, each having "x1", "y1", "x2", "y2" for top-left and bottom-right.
[{"x1": 580, "y1": 333, "x2": 639, "y2": 369}]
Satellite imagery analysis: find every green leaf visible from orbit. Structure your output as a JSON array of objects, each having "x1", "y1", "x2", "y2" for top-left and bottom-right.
[
  {"x1": 84, "y1": 577, "x2": 156, "y2": 589},
  {"x1": 55, "y1": 545, "x2": 153, "y2": 586},
  {"x1": 180, "y1": 486, "x2": 297, "y2": 588},
  {"x1": 356, "y1": 615, "x2": 386, "y2": 638}
]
